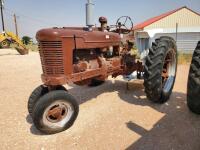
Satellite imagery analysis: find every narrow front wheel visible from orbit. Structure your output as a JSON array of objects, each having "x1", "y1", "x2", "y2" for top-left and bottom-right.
[
  {"x1": 32, "y1": 90, "x2": 79, "y2": 134},
  {"x1": 28, "y1": 85, "x2": 67, "y2": 117}
]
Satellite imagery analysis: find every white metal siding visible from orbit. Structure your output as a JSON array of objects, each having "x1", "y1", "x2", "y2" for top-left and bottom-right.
[
  {"x1": 144, "y1": 8, "x2": 200, "y2": 30},
  {"x1": 154, "y1": 32, "x2": 200, "y2": 52}
]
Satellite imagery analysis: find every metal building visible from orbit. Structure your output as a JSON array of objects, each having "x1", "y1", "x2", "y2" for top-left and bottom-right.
[{"x1": 134, "y1": 6, "x2": 200, "y2": 53}]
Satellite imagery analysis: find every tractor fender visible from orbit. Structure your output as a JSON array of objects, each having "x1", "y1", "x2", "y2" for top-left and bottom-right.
[{"x1": 134, "y1": 29, "x2": 164, "y2": 63}]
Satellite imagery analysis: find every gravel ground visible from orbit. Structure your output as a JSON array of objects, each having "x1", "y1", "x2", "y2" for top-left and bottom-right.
[{"x1": 0, "y1": 49, "x2": 200, "y2": 150}]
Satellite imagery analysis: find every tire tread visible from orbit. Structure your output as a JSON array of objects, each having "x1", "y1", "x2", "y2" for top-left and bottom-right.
[
  {"x1": 144, "y1": 37, "x2": 177, "y2": 103},
  {"x1": 187, "y1": 41, "x2": 200, "y2": 114}
]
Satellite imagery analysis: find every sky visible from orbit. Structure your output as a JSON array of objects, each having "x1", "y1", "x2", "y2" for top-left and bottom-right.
[{"x1": 2, "y1": 0, "x2": 200, "y2": 40}]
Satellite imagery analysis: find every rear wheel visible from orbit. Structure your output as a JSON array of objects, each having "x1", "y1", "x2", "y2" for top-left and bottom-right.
[
  {"x1": 187, "y1": 41, "x2": 200, "y2": 114},
  {"x1": 0, "y1": 40, "x2": 11, "y2": 48},
  {"x1": 32, "y1": 90, "x2": 79, "y2": 134},
  {"x1": 144, "y1": 37, "x2": 177, "y2": 103}
]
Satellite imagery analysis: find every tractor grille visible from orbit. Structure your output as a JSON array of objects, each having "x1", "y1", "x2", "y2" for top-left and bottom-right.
[{"x1": 39, "y1": 41, "x2": 64, "y2": 75}]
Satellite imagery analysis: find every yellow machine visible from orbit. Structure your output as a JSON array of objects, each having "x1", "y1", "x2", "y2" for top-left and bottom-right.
[{"x1": 0, "y1": 31, "x2": 28, "y2": 55}]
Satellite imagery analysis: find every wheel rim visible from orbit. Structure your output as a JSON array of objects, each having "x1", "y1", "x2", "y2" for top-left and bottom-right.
[
  {"x1": 1, "y1": 40, "x2": 9, "y2": 47},
  {"x1": 162, "y1": 49, "x2": 176, "y2": 93},
  {"x1": 42, "y1": 100, "x2": 74, "y2": 129}
]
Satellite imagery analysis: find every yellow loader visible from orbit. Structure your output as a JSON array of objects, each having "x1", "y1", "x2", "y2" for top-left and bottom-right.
[{"x1": 0, "y1": 31, "x2": 28, "y2": 55}]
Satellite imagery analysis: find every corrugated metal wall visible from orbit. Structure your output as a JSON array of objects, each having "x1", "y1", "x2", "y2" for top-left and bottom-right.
[
  {"x1": 154, "y1": 32, "x2": 200, "y2": 53},
  {"x1": 143, "y1": 8, "x2": 200, "y2": 53},
  {"x1": 144, "y1": 8, "x2": 200, "y2": 30}
]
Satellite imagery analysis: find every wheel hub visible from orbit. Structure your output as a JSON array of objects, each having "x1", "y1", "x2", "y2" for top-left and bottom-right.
[
  {"x1": 47, "y1": 105, "x2": 68, "y2": 123},
  {"x1": 2, "y1": 41, "x2": 7, "y2": 46},
  {"x1": 162, "y1": 49, "x2": 176, "y2": 93},
  {"x1": 162, "y1": 58, "x2": 171, "y2": 83},
  {"x1": 42, "y1": 100, "x2": 74, "y2": 128}
]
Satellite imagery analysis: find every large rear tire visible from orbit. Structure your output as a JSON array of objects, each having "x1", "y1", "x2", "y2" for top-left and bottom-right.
[
  {"x1": 32, "y1": 90, "x2": 79, "y2": 134},
  {"x1": 187, "y1": 41, "x2": 200, "y2": 114},
  {"x1": 144, "y1": 37, "x2": 177, "y2": 103}
]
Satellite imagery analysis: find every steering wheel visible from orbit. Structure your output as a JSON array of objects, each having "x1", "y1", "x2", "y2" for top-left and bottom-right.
[{"x1": 115, "y1": 16, "x2": 133, "y2": 34}]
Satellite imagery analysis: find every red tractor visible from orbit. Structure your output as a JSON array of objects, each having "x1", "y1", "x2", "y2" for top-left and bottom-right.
[{"x1": 28, "y1": 0, "x2": 177, "y2": 134}]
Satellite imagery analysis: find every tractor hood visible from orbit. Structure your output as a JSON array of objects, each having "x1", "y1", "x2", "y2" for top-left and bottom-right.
[{"x1": 36, "y1": 27, "x2": 121, "y2": 48}]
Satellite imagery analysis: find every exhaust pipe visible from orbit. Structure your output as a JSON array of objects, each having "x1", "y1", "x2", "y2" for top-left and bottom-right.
[{"x1": 86, "y1": 0, "x2": 94, "y2": 31}]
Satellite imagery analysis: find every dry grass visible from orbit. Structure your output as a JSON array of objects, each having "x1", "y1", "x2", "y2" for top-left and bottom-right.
[
  {"x1": 131, "y1": 48, "x2": 193, "y2": 64},
  {"x1": 25, "y1": 44, "x2": 38, "y2": 51},
  {"x1": 178, "y1": 52, "x2": 193, "y2": 64}
]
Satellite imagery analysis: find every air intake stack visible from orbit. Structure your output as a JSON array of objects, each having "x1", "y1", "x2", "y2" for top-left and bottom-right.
[{"x1": 86, "y1": 0, "x2": 94, "y2": 31}]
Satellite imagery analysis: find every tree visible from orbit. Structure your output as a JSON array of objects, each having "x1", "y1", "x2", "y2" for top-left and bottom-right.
[{"x1": 22, "y1": 36, "x2": 32, "y2": 45}]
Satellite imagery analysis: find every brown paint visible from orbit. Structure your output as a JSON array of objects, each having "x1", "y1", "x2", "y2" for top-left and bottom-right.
[{"x1": 37, "y1": 26, "x2": 143, "y2": 87}]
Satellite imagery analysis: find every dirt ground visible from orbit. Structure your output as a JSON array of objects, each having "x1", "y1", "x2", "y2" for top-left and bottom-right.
[{"x1": 0, "y1": 49, "x2": 200, "y2": 150}]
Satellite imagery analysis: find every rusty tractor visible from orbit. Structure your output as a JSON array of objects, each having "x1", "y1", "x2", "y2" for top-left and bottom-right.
[
  {"x1": 187, "y1": 41, "x2": 200, "y2": 114},
  {"x1": 28, "y1": 0, "x2": 177, "y2": 134}
]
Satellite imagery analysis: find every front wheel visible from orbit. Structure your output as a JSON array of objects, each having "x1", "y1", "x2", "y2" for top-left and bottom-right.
[
  {"x1": 28, "y1": 85, "x2": 67, "y2": 117},
  {"x1": 144, "y1": 37, "x2": 177, "y2": 103},
  {"x1": 0, "y1": 40, "x2": 11, "y2": 48},
  {"x1": 28, "y1": 85, "x2": 48, "y2": 117},
  {"x1": 32, "y1": 90, "x2": 79, "y2": 134}
]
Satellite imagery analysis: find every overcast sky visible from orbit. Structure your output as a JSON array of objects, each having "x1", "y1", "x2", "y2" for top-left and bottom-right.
[{"x1": 2, "y1": 0, "x2": 200, "y2": 39}]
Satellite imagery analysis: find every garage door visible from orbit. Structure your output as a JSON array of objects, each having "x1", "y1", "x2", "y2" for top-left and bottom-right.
[{"x1": 154, "y1": 32, "x2": 200, "y2": 53}]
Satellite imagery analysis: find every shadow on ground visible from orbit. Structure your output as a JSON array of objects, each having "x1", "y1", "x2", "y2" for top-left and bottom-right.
[
  {"x1": 124, "y1": 90, "x2": 200, "y2": 150},
  {"x1": 28, "y1": 79, "x2": 200, "y2": 150}
]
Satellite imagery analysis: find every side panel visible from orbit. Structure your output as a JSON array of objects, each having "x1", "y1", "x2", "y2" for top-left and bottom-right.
[
  {"x1": 62, "y1": 37, "x2": 74, "y2": 75},
  {"x1": 134, "y1": 31, "x2": 150, "y2": 63},
  {"x1": 153, "y1": 32, "x2": 200, "y2": 53}
]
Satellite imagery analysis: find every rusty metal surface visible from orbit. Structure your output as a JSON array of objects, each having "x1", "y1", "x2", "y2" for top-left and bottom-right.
[
  {"x1": 36, "y1": 28, "x2": 121, "y2": 49},
  {"x1": 37, "y1": 23, "x2": 141, "y2": 87}
]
